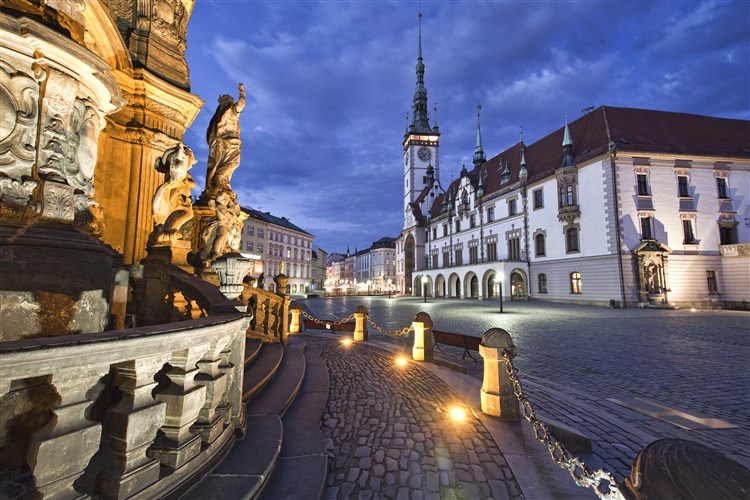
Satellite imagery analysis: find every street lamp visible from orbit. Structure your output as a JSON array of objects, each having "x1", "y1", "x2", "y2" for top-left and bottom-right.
[
  {"x1": 422, "y1": 275, "x2": 428, "y2": 303},
  {"x1": 497, "y1": 271, "x2": 504, "y2": 313},
  {"x1": 387, "y1": 278, "x2": 392, "y2": 299}
]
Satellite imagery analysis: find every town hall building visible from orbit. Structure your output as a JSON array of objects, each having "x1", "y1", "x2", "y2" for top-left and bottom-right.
[{"x1": 396, "y1": 18, "x2": 750, "y2": 309}]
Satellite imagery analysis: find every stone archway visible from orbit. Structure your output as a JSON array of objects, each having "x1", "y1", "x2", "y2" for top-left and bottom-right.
[
  {"x1": 413, "y1": 275, "x2": 422, "y2": 297},
  {"x1": 448, "y1": 273, "x2": 461, "y2": 298},
  {"x1": 484, "y1": 270, "x2": 497, "y2": 299},
  {"x1": 464, "y1": 272, "x2": 479, "y2": 299},
  {"x1": 435, "y1": 274, "x2": 446, "y2": 297},
  {"x1": 510, "y1": 270, "x2": 527, "y2": 300}
]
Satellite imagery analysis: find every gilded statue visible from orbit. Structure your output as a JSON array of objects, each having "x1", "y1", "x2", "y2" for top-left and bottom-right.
[
  {"x1": 149, "y1": 143, "x2": 196, "y2": 245},
  {"x1": 202, "y1": 83, "x2": 246, "y2": 200}
]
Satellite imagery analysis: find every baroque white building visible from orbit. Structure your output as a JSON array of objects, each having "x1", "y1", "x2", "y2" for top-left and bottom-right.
[{"x1": 396, "y1": 24, "x2": 750, "y2": 309}]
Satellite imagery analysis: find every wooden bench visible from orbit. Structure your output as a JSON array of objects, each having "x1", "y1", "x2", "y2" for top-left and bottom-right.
[
  {"x1": 432, "y1": 330, "x2": 481, "y2": 361},
  {"x1": 332, "y1": 322, "x2": 355, "y2": 334},
  {"x1": 301, "y1": 318, "x2": 355, "y2": 334}
]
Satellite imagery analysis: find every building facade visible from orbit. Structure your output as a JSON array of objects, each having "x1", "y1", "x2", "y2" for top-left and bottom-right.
[
  {"x1": 311, "y1": 247, "x2": 328, "y2": 291},
  {"x1": 396, "y1": 22, "x2": 749, "y2": 308},
  {"x1": 241, "y1": 208, "x2": 314, "y2": 295}
]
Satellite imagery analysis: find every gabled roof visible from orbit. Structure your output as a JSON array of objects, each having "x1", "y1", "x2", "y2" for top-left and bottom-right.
[{"x1": 429, "y1": 106, "x2": 749, "y2": 217}]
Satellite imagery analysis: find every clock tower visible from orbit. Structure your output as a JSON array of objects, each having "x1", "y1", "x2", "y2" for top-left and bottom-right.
[{"x1": 403, "y1": 12, "x2": 440, "y2": 230}]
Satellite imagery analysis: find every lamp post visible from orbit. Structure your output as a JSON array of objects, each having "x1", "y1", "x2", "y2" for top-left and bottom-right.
[
  {"x1": 422, "y1": 275, "x2": 428, "y2": 303},
  {"x1": 387, "y1": 278, "x2": 392, "y2": 299}
]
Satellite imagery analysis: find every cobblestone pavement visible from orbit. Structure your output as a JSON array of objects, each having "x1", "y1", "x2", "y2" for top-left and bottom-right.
[
  {"x1": 301, "y1": 334, "x2": 523, "y2": 500},
  {"x1": 298, "y1": 297, "x2": 750, "y2": 482}
]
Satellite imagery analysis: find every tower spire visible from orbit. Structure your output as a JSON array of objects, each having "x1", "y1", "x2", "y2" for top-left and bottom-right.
[
  {"x1": 410, "y1": 11, "x2": 432, "y2": 133},
  {"x1": 473, "y1": 103, "x2": 486, "y2": 167},
  {"x1": 560, "y1": 115, "x2": 575, "y2": 168}
]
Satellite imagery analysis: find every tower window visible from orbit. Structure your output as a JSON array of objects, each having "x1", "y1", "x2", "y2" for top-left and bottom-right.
[
  {"x1": 640, "y1": 217, "x2": 654, "y2": 240},
  {"x1": 677, "y1": 176, "x2": 690, "y2": 197},
  {"x1": 717, "y1": 177, "x2": 729, "y2": 199},
  {"x1": 637, "y1": 174, "x2": 650, "y2": 196}
]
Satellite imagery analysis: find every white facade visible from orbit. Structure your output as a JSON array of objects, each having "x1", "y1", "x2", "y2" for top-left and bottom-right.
[{"x1": 404, "y1": 108, "x2": 749, "y2": 309}]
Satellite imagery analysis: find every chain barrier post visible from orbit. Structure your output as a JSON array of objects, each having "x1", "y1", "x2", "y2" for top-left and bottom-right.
[
  {"x1": 479, "y1": 328, "x2": 519, "y2": 420},
  {"x1": 411, "y1": 312, "x2": 433, "y2": 362},
  {"x1": 289, "y1": 303, "x2": 301, "y2": 334},
  {"x1": 353, "y1": 305, "x2": 368, "y2": 342}
]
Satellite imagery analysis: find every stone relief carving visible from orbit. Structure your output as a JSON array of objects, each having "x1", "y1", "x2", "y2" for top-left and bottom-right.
[
  {"x1": 149, "y1": 143, "x2": 196, "y2": 246},
  {"x1": 200, "y1": 83, "x2": 246, "y2": 202}
]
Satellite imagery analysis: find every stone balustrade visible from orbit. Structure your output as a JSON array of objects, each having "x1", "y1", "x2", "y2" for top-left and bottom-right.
[{"x1": 0, "y1": 313, "x2": 249, "y2": 499}]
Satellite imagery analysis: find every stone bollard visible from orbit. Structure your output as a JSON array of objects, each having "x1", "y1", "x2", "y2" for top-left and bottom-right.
[
  {"x1": 479, "y1": 328, "x2": 519, "y2": 420},
  {"x1": 353, "y1": 305, "x2": 368, "y2": 341},
  {"x1": 290, "y1": 304, "x2": 302, "y2": 334},
  {"x1": 412, "y1": 312, "x2": 433, "y2": 362}
]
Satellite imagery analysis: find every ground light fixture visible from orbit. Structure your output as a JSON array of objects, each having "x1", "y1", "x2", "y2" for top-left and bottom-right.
[
  {"x1": 449, "y1": 407, "x2": 466, "y2": 422},
  {"x1": 340, "y1": 338, "x2": 353, "y2": 347},
  {"x1": 395, "y1": 356, "x2": 408, "y2": 367}
]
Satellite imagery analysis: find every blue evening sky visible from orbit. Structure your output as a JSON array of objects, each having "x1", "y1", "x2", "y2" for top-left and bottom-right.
[{"x1": 184, "y1": 1, "x2": 750, "y2": 254}]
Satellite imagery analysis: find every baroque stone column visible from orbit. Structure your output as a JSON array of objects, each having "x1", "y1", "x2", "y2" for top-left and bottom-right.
[
  {"x1": 148, "y1": 345, "x2": 209, "y2": 469},
  {"x1": 192, "y1": 338, "x2": 231, "y2": 444},
  {"x1": 97, "y1": 355, "x2": 170, "y2": 498},
  {"x1": 26, "y1": 366, "x2": 110, "y2": 499}
]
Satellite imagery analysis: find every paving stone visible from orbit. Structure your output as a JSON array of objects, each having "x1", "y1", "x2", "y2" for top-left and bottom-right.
[
  {"x1": 425, "y1": 471, "x2": 439, "y2": 492},
  {"x1": 372, "y1": 464, "x2": 385, "y2": 477}
]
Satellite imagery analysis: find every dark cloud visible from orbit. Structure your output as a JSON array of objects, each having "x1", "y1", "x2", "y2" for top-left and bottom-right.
[{"x1": 185, "y1": 0, "x2": 749, "y2": 253}]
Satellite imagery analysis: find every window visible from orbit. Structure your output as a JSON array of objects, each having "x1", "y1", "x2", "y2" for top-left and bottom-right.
[
  {"x1": 246, "y1": 242, "x2": 253, "y2": 251},
  {"x1": 570, "y1": 272, "x2": 582, "y2": 294},
  {"x1": 640, "y1": 217, "x2": 653, "y2": 240},
  {"x1": 442, "y1": 249, "x2": 450, "y2": 267},
  {"x1": 442, "y1": 224, "x2": 448, "y2": 237},
  {"x1": 432, "y1": 254, "x2": 439, "y2": 269},
  {"x1": 433, "y1": 228, "x2": 437, "y2": 239},
  {"x1": 637, "y1": 174, "x2": 650, "y2": 196},
  {"x1": 717, "y1": 177, "x2": 729, "y2": 199},
  {"x1": 469, "y1": 246, "x2": 478, "y2": 264},
  {"x1": 533, "y1": 189, "x2": 543, "y2": 209},
  {"x1": 454, "y1": 249, "x2": 463, "y2": 266},
  {"x1": 508, "y1": 237, "x2": 520, "y2": 260},
  {"x1": 486, "y1": 242, "x2": 497, "y2": 261},
  {"x1": 247, "y1": 226, "x2": 254, "y2": 236},
  {"x1": 559, "y1": 185, "x2": 575, "y2": 207},
  {"x1": 566, "y1": 227, "x2": 579, "y2": 253},
  {"x1": 682, "y1": 220, "x2": 696, "y2": 244},
  {"x1": 535, "y1": 233, "x2": 546, "y2": 256},
  {"x1": 470, "y1": 215, "x2": 476, "y2": 228},
  {"x1": 508, "y1": 199, "x2": 517, "y2": 216},
  {"x1": 706, "y1": 271, "x2": 718, "y2": 294},
  {"x1": 257, "y1": 244, "x2": 263, "y2": 253},
  {"x1": 455, "y1": 220, "x2": 460, "y2": 233},
  {"x1": 678, "y1": 176, "x2": 690, "y2": 197},
  {"x1": 258, "y1": 228, "x2": 264, "y2": 238},
  {"x1": 286, "y1": 247, "x2": 291, "y2": 258},
  {"x1": 487, "y1": 207, "x2": 495, "y2": 222},
  {"x1": 538, "y1": 274, "x2": 548, "y2": 293}
]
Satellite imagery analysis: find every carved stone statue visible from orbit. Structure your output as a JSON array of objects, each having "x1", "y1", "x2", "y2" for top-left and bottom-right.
[
  {"x1": 149, "y1": 143, "x2": 196, "y2": 246},
  {"x1": 201, "y1": 83, "x2": 246, "y2": 201},
  {"x1": 200, "y1": 191, "x2": 242, "y2": 261}
]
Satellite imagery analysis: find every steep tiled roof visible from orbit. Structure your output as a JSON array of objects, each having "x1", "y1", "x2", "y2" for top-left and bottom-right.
[{"x1": 429, "y1": 106, "x2": 749, "y2": 217}]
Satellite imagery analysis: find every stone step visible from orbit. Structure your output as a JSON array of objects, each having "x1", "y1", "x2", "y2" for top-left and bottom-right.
[
  {"x1": 245, "y1": 337, "x2": 263, "y2": 365},
  {"x1": 181, "y1": 414, "x2": 283, "y2": 500},
  {"x1": 247, "y1": 338, "x2": 307, "y2": 418},
  {"x1": 260, "y1": 340, "x2": 329, "y2": 500},
  {"x1": 243, "y1": 341, "x2": 284, "y2": 402}
]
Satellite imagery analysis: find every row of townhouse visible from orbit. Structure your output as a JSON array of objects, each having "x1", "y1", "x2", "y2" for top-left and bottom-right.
[
  {"x1": 325, "y1": 238, "x2": 398, "y2": 293},
  {"x1": 240, "y1": 207, "x2": 315, "y2": 295}
]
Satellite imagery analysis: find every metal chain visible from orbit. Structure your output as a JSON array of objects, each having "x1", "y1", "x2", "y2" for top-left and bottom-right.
[
  {"x1": 299, "y1": 309, "x2": 355, "y2": 327},
  {"x1": 365, "y1": 315, "x2": 414, "y2": 337},
  {"x1": 503, "y1": 351, "x2": 625, "y2": 500}
]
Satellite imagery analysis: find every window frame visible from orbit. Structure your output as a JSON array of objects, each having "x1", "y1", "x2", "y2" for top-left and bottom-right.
[
  {"x1": 637, "y1": 173, "x2": 650, "y2": 196},
  {"x1": 535, "y1": 233, "x2": 546, "y2": 257},
  {"x1": 640, "y1": 216, "x2": 654, "y2": 240},
  {"x1": 706, "y1": 270, "x2": 719, "y2": 294},
  {"x1": 538, "y1": 273, "x2": 548, "y2": 294},
  {"x1": 565, "y1": 227, "x2": 580, "y2": 253},
  {"x1": 570, "y1": 271, "x2": 582, "y2": 294},
  {"x1": 533, "y1": 189, "x2": 544, "y2": 210},
  {"x1": 677, "y1": 176, "x2": 690, "y2": 197},
  {"x1": 716, "y1": 177, "x2": 729, "y2": 199}
]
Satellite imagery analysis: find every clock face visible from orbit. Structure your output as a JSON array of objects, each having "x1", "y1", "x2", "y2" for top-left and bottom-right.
[{"x1": 417, "y1": 147, "x2": 431, "y2": 163}]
